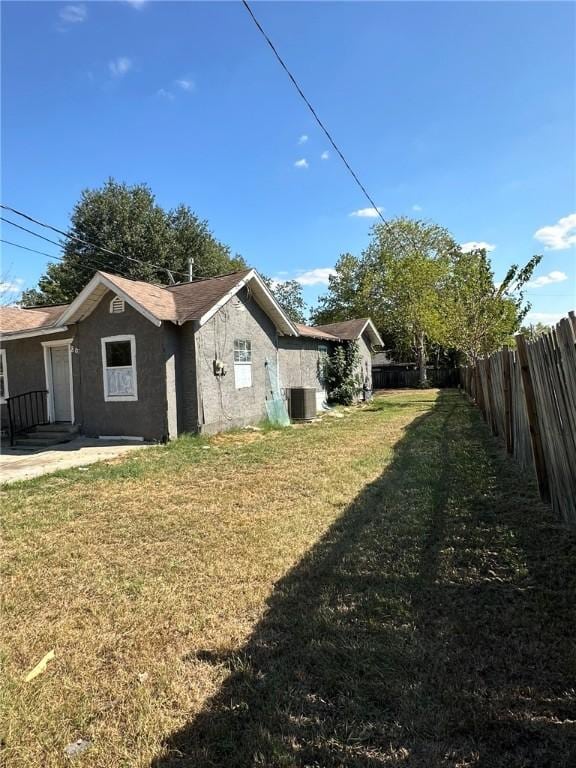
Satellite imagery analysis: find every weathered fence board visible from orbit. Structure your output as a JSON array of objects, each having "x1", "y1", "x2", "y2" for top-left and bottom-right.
[{"x1": 460, "y1": 312, "x2": 576, "y2": 526}]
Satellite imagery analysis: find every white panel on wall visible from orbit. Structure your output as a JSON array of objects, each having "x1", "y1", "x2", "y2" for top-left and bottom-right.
[{"x1": 234, "y1": 362, "x2": 252, "y2": 389}]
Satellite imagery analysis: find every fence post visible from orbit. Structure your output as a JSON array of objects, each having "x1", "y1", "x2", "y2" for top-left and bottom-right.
[
  {"x1": 485, "y1": 357, "x2": 498, "y2": 436},
  {"x1": 502, "y1": 348, "x2": 514, "y2": 454},
  {"x1": 515, "y1": 334, "x2": 550, "y2": 503}
]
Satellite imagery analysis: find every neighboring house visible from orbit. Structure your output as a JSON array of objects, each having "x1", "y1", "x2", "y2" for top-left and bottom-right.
[{"x1": 0, "y1": 269, "x2": 383, "y2": 442}]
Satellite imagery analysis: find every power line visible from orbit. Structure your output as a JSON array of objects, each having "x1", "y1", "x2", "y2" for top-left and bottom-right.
[
  {"x1": 1, "y1": 238, "x2": 62, "y2": 260},
  {"x1": 0, "y1": 236, "x2": 123, "y2": 282},
  {"x1": 241, "y1": 0, "x2": 385, "y2": 224},
  {"x1": 0, "y1": 203, "x2": 188, "y2": 280},
  {"x1": 1, "y1": 217, "x2": 128, "y2": 276}
]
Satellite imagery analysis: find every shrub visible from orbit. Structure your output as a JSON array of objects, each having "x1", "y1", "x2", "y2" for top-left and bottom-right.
[{"x1": 322, "y1": 341, "x2": 362, "y2": 405}]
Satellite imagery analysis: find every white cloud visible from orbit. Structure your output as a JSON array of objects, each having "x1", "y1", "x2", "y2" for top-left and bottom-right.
[
  {"x1": 295, "y1": 268, "x2": 336, "y2": 286},
  {"x1": 349, "y1": 206, "x2": 384, "y2": 218},
  {"x1": 157, "y1": 88, "x2": 175, "y2": 100},
  {"x1": 320, "y1": 150, "x2": 329, "y2": 160},
  {"x1": 294, "y1": 158, "x2": 309, "y2": 169},
  {"x1": 175, "y1": 77, "x2": 195, "y2": 92},
  {"x1": 412, "y1": 204, "x2": 422, "y2": 212},
  {"x1": 298, "y1": 134, "x2": 309, "y2": 145},
  {"x1": 109, "y1": 57, "x2": 133, "y2": 77},
  {"x1": 124, "y1": 0, "x2": 147, "y2": 9},
  {"x1": 0, "y1": 278, "x2": 24, "y2": 295},
  {"x1": 460, "y1": 241, "x2": 496, "y2": 253},
  {"x1": 59, "y1": 4, "x2": 87, "y2": 24},
  {"x1": 526, "y1": 270, "x2": 568, "y2": 288},
  {"x1": 524, "y1": 311, "x2": 564, "y2": 326},
  {"x1": 534, "y1": 213, "x2": 576, "y2": 250}
]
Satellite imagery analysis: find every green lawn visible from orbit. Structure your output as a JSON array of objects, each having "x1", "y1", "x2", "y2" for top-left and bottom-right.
[{"x1": 2, "y1": 390, "x2": 575, "y2": 767}]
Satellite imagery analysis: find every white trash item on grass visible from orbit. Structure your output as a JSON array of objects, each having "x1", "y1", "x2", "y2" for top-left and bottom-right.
[{"x1": 64, "y1": 739, "x2": 91, "y2": 758}]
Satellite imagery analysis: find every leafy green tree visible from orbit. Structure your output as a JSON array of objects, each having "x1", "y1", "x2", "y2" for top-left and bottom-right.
[
  {"x1": 520, "y1": 321, "x2": 551, "y2": 341},
  {"x1": 21, "y1": 179, "x2": 245, "y2": 306},
  {"x1": 313, "y1": 218, "x2": 456, "y2": 386},
  {"x1": 261, "y1": 276, "x2": 308, "y2": 324},
  {"x1": 441, "y1": 248, "x2": 541, "y2": 363},
  {"x1": 311, "y1": 253, "x2": 364, "y2": 326},
  {"x1": 169, "y1": 204, "x2": 245, "y2": 279}
]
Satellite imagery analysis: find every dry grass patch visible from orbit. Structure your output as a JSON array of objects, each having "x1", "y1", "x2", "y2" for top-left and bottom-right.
[
  {"x1": 2, "y1": 390, "x2": 575, "y2": 767},
  {"x1": 2, "y1": 392, "x2": 423, "y2": 767}
]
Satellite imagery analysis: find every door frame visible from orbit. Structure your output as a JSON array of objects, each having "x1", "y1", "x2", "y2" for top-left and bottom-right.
[{"x1": 41, "y1": 339, "x2": 74, "y2": 423}]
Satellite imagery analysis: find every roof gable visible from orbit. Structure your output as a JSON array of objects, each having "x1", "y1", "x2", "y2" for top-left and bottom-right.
[{"x1": 314, "y1": 318, "x2": 383, "y2": 348}]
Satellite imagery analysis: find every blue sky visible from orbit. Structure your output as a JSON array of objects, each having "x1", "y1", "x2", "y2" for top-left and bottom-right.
[{"x1": 2, "y1": 0, "x2": 575, "y2": 323}]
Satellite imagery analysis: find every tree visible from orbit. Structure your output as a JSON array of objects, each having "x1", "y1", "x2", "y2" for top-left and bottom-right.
[
  {"x1": 313, "y1": 218, "x2": 456, "y2": 386},
  {"x1": 441, "y1": 248, "x2": 542, "y2": 363},
  {"x1": 21, "y1": 179, "x2": 246, "y2": 306},
  {"x1": 312, "y1": 253, "x2": 364, "y2": 326},
  {"x1": 262, "y1": 276, "x2": 308, "y2": 324},
  {"x1": 520, "y1": 321, "x2": 551, "y2": 341}
]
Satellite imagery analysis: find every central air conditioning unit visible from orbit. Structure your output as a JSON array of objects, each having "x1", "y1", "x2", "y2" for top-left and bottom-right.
[{"x1": 288, "y1": 387, "x2": 317, "y2": 421}]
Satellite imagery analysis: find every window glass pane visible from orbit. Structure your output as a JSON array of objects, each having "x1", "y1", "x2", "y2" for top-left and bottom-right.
[
  {"x1": 234, "y1": 339, "x2": 252, "y2": 363},
  {"x1": 0, "y1": 354, "x2": 4, "y2": 375},
  {"x1": 106, "y1": 341, "x2": 132, "y2": 367},
  {"x1": 0, "y1": 377, "x2": 4, "y2": 399}
]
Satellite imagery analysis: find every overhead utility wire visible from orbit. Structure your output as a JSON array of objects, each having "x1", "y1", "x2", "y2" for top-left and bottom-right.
[
  {"x1": 1, "y1": 217, "x2": 130, "y2": 276},
  {"x1": 1, "y1": 238, "x2": 66, "y2": 260},
  {"x1": 0, "y1": 238, "x2": 123, "y2": 280},
  {"x1": 241, "y1": 0, "x2": 385, "y2": 224},
  {"x1": 0, "y1": 203, "x2": 188, "y2": 280}
]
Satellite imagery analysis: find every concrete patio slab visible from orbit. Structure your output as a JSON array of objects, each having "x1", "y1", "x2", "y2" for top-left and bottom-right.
[{"x1": 0, "y1": 437, "x2": 154, "y2": 484}]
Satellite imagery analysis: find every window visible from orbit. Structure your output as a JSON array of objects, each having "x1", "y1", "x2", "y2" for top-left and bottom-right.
[
  {"x1": 101, "y1": 335, "x2": 138, "y2": 401},
  {"x1": 233, "y1": 339, "x2": 252, "y2": 362},
  {"x1": 233, "y1": 339, "x2": 252, "y2": 389},
  {"x1": 110, "y1": 296, "x2": 125, "y2": 314},
  {"x1": 0, "y1": 349, "x2": 8, "y2": 403},
  {"x1": 318, "y1": 344, "x2": 328, "y2": 358}
]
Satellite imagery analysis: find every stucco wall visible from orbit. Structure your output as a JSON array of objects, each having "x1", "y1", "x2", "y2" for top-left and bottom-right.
[
  {"x1": 75, "y1": 291, "x2": 168, "y2": 441},
  {"x1": 195, "y1": 288, "x2": 278, "y2": 434},
  {"x1": 357, "y1": 332, "x2": 373, "y2": 391},
  {"x1": 178, "y1": 322, "x2": 199, "y2": 434},
  {"x1": 0, "y1": 327, "x2": 82, "y2": 430},
  {"x1": 277, "y1": 337, "x2": 335, "y2": 392}
]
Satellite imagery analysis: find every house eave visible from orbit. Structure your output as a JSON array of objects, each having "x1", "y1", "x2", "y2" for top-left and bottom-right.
[
  {"x1": 0, "y1": 325, "x2": 69, "y2": 342},
  {"x1": 196, "y1": 270, "x2": 299, "y2": 337}
]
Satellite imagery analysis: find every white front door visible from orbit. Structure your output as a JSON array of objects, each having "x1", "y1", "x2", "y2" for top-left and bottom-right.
[{"x1": 50, "y1": 346, "x2": 72, "y2": 422}]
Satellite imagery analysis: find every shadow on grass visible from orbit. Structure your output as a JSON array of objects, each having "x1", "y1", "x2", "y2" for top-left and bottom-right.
[{"x1": 151, "y1": 391, "x2": 576, "y2": 768}]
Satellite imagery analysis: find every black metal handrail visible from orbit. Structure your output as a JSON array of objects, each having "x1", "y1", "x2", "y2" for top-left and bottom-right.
[{"x1": 5, "y1": 390, "x2": 49, "y2": 445}]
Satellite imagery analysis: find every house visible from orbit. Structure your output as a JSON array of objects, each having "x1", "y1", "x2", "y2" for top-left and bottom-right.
[{"x1": 0, "y1": 269, "x2": 383, "y2": 443}]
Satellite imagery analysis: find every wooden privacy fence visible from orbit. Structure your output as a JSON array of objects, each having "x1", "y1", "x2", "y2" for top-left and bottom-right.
[
  {"x1": 460, "y1": 312, "x2": 576, "y2": 527},
  {"x1": 373, "y1": 366, "x2": 458, "y2": 389}
]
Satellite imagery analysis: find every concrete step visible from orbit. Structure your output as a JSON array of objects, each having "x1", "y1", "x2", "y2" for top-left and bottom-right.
[
  {"x1": 14, "y1": 434, "x2": 74, "y2": 448},
  {"x1": 34, "y1": 423, "x2": 79, "y2": 434}
]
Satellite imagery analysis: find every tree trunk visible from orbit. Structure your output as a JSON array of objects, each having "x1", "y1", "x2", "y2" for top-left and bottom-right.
[{"x1": 418, "y1": 331, "x2": 428, "y2": 387}]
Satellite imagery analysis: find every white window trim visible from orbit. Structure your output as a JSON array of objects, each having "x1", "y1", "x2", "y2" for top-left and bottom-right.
[
  {"x1": 101, "y1": 334, "x2": 138, "y2": 402},
  {"x1": 0, "y1": 348, "x2": 8, "y2": 403},
  {"x1": 41, "y1": 338, "x2": 75, "y2": 423}
]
